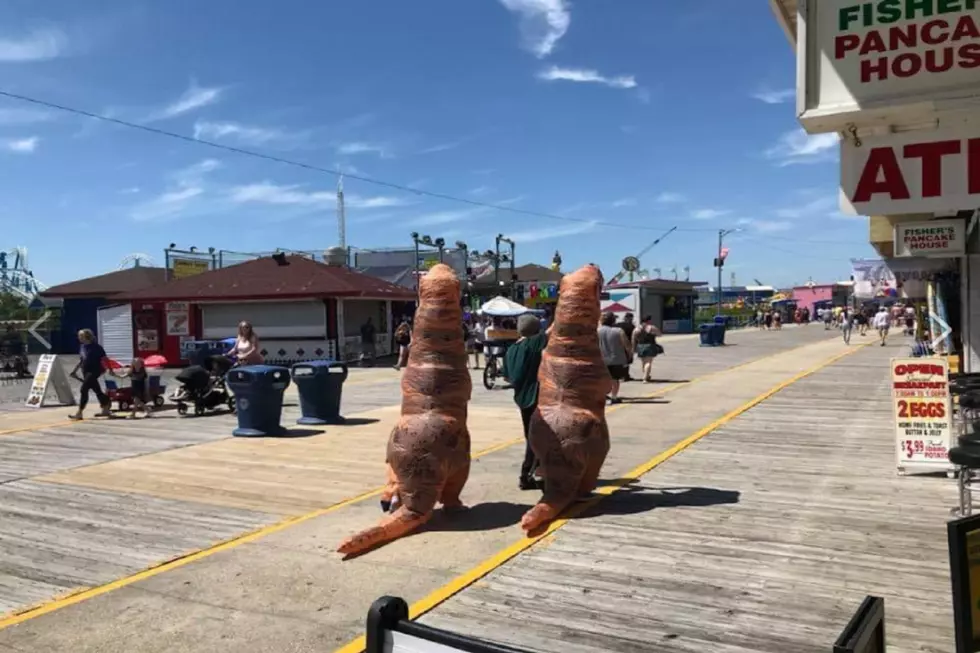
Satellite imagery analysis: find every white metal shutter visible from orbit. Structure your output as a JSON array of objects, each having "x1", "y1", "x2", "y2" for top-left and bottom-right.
[
  {"x1": 97, "y1": 303, "x2": 133, "y2": 362},
  {"x1": 200, "y1": 301, "x2": 326, "y2": 339}
]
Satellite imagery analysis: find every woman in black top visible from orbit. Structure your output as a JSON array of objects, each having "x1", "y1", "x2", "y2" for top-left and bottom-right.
[{"x1": 631, "y1": 316, "x2": 662, "y2": 383}]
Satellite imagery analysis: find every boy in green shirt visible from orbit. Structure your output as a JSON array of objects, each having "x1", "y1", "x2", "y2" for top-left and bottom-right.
[{"x1": 505, "y1": 314, "x2": 548, "y2": 490}]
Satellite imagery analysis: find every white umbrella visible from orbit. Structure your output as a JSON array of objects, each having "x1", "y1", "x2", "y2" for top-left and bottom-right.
[{"x1": 477, "y1": 296, "x2": 536, "y2": 317}]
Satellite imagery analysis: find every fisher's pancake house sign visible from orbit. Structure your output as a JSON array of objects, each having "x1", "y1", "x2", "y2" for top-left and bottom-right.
[{"x1": 799, "y1": 0, "x2": 980, "y2": 132}]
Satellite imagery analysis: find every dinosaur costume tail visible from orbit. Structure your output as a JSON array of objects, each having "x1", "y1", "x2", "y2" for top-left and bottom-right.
[{"x1": 336, "y1": 505, "x2": 433, "y2": 557}]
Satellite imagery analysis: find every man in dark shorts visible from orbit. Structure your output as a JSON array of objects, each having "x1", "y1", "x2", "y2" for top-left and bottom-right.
[
  {"x1": 359, "y1": 317, "x2": 376, "y2": 367},
  {"x1": 616, "y1": 313, "x2": 636, "y2": 381},
  {"x1": 598, "y1": 311, "x2": 630, "y2": 404}
]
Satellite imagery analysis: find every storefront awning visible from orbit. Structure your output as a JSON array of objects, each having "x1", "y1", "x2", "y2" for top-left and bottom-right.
[{"x1": 769, "y1": 0, "x2": 797, "y2": 46}]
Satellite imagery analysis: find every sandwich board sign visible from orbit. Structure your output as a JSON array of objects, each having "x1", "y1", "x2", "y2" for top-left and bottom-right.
[
  {"x1": 891, "y1": 357, "x2": 953, "y2": 475},
  {"x1": 25, "y1": 354, "x2": 75, "y2": 408}
]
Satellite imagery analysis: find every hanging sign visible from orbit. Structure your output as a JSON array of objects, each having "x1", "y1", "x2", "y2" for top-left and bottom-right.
[
  {"x1": 841, "y1": 125, "x2": 980, "y2": 215},
  {"x1": 797, "y1": 0, "x2": 980, "y2": 134},
  {"x1": 894, "y1": 219, "x2": 966, "y2": 258},
  {"x1": 891, "y1": 357, "x2": 953, "y2": 474},
  {"x1": 24, "y1": 354, "x2": 75, "y2": 408}
]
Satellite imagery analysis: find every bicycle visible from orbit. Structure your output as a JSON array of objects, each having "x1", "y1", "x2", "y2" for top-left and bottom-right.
[{"x1": 482, "y1": 341, "x2": 509, "y2": 390}]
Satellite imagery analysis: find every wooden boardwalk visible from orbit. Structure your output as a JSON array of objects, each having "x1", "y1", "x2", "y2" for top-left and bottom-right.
[
  {"x1": 0, "y1": 326, "x2": 839, "y2": 627},
  {"x1": 421, "y1": 343, "x2": 957, "y2": 653}
]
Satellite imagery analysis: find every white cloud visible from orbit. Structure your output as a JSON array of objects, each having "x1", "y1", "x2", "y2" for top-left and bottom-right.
[
  {"x1": 148, "y1": 83, "x2": 224, "y2": 121},
  {"x1": 419, "y1": 141, "x2": 462, "y2": 155},
  {"x1": 752, "y1": 88, "x2": 796, "y2": 104},
  {"x1": 691, "y1": 208, "x2": 730, "y2": 220},
  {"x1": 229, "y1": 182, "x2": 332, "y2": 206},
  {"x1": 193, "y1": 120, "x2": 299, "y2": 146},
  {"x1": 508, "y1": 220, "x2": 596, "y2": 243},
  {"x1": 337, "y1": 141, "x2": 390, "y2": 157},
  {"x1": 130, "y1": 187, "x2": 204, "y2": 222},
  {"x1": 469, "y1": 186, "x2": 493, "y2": 196},
  {"x1": 346, "y1": 194, "x2": 413, "y2": 209},
  {"x1": 5, "y1": 137, "x2": 38, "y2": 153},
  {"x1": 611, "y1": 198, "x2": 637, "y2": 208},
  {"x1": 499, "y1": 0, "x2": 570, "y2": 58},
  {"x1": 119, "y1": 187, "x2": 141, "y2": 194},
  {"x1": 0, "y1": 28, "x2": 67, "y2": 62},
  {"x1": 656, "y1": 192, "x2": 685, "y2": 204},
  {"x1": 774, "y1": 196, "x2": 837, "y2": 219},
  {"x1": 173, "y1": 158, "x2": 221, "y2": 186},
  {"x1": 738, "y1": 218, "x2": 792, "y2": 233},
  {"x1": 411, "y1": 207, "x2": 489, "y2": 226},
  {"x1": 537, "y1": 65, "x2": 637, "y2": 89},
  {"x1": 765, "y1": 129, "x2": 839, "y2": 166},
  {"x1": 228, "y1": 181, "x2": 409, "y2": 210}
]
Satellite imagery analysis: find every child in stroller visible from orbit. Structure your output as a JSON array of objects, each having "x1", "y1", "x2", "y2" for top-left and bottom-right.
[{"x1": 173, "y1": 354, "x2": 236, "y2": 416}]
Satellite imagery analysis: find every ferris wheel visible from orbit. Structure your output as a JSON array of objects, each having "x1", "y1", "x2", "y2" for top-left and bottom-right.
[{"x1": 118, "y1": 253, "x2": 155, "y2": 270}]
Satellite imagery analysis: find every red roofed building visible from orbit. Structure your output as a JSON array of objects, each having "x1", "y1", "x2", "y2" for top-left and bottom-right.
[{"x1": 114, "y1": 254, "x2": 416, "y2": 365}]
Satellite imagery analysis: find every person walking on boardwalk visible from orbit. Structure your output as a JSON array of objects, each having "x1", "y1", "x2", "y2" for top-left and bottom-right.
[
  {"x1": 231, "y1": 321, "x2": 264, "y2": 365},
  {"x1": 840, "y1": 307, "x2": 853, "y2": 345},
  {"x1": 393, "y1": 317, "x2": 411, "y2": 370},
  {"x1": 631, "y1": 316, "x2": 661, "y2": 383},
  {"x1": 598, "y1": 311, "x2": 630, "y2": 404},
  {"x1": 616, "y1": 313, "x2": 636, "y2": 381},
  {"x1": 873, "y1": 306, "x2": 890, "y2": 347},
  {"x1": 68, "y1": 329, "x2": 112, "y2": 421},
  {"x1": 504, "y1": 314, "x2": 548, "y2": 490}
]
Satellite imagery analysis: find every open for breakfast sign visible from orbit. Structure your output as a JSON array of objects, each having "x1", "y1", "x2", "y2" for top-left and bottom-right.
[{"x1": 892, "y1": 358, "x2": 954, "y2": 474}]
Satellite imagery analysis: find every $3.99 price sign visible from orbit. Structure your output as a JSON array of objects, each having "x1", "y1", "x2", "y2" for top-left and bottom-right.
[{"x1": 891, "y1": 359, "x2": 952, "y2": 470}]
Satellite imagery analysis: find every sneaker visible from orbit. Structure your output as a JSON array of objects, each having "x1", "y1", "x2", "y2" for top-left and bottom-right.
[
  {"x1": 519, "y1": 477, "x2": 542, "y2": 491},
  {"x1": 68, "y1": 413, "x2": 83, "y2": 421}
]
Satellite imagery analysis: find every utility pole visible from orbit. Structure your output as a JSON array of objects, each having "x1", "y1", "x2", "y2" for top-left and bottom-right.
[
  {"x1": 715, "y1": 229, "x2": 739, "y2": 317},
  {"x1": 337, "y1": 176, "x2": 347, "y2": 249}
]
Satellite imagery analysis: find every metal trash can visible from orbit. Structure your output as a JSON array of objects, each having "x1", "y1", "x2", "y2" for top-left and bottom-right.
[
  {"x1": 291, "y1": 360, "x2": 349, "y2": 425},
  {"x1": 225, "y1": 365, "x2": 291, "y2": 437},
  {"x1": 183, "y1": 339, "x2": 234, "y2": 366},
  {"x1": 699, "y1": 323, "x2": 714, "y2": 346}
]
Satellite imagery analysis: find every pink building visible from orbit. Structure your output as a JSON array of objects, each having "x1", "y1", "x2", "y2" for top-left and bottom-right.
[{"x1": 792, "y1": 283, "x2": 851, "y2": 314}]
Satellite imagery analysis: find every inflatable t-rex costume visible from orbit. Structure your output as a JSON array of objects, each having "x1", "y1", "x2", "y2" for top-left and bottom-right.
[
  {"x1": 521, "y1": 264, "x2": 610, "y2": 534},
  {"x1": 337, "y1": 263, "x2": 472, "y2": 557}
]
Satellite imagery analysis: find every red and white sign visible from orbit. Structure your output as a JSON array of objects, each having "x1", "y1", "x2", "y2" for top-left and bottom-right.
[
  {"x1": 798, "y1": 0, "x2": 980, "y2": 133},
  {"x1": 840, "y1": 125, "x2": 980, "y2": 214},
  {"x1": 891, "y1": 357, "x2": 953, "y2": 473}
]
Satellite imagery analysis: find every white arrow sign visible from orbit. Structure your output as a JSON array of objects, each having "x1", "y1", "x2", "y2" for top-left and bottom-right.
[
  {"x1": 930, "y1": 313, "x2": 953, "y2": 352},
  {"x1": 28, "y1": 311, "x2": 51, "y2": 351}
]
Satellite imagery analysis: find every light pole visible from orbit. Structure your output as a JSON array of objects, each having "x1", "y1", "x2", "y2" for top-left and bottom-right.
[
  {"x1": 495, "y1": 234, "x2": 515, "y2": 295},
  {"x1": 715, "y1": 228, "x2": 740, "y2": 317},
  {"x1": 435, "y1": 237, "x2": 446, "y2": 262}
]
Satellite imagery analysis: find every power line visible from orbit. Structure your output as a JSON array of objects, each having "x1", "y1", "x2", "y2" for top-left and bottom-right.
[
  {"x1": 0, "y1": 88, "x2": 868, "y2": 247},
  {"x1": 0, "y1": 89, "x2": 718, "y2": 234}
]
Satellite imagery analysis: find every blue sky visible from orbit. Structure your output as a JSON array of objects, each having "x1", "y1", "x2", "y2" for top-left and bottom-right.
[{"x1": 0, "y1": 0, "x2": 876, "y2": 288}]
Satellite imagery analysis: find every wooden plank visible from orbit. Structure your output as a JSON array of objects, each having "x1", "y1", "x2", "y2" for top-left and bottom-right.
[
  {"x1": 37, "y1": 405, "x2": 524, "y2": 515},
  {"x1": 0, "y1": 480, "x2": 274, "y2": 617},
  {"x1": 420, "y1": 344, "x2": 957, "y2": 653}
]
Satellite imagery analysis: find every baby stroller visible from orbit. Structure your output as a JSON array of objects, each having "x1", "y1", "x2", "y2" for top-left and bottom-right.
[{"x1": 173, "y1": 355, "x2": 236, "y2": 416}]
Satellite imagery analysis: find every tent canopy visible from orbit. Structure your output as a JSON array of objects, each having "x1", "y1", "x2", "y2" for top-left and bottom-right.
[{"x1": 477, "y1": 296, "x2": 542, "y2": 317}]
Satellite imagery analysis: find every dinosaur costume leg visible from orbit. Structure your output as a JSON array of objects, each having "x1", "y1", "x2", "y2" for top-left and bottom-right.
[
  {"x1": 578, "y1": 421, "x2": 610, "y2": 496},
  {"x1": 440, "y1": 447, "x2": 470, "y2": 510},
  {"x1": 336, "y1": 494, "x2": 436, "y2": 557}
]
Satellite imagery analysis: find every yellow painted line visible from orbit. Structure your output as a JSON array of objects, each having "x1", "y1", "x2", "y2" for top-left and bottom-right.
[
  {"x1": 0, "y1": 419, "x2": 75, "y2": 437},
  {"x1": 0, "y1": 436, "x2": 521, "y2": 630},
  {"x1": 332, "y1": 340, "x2": 871, "y2": 653},
  {"x1": 0, "y1": 335, "x2": 842, "y2": 630}
]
